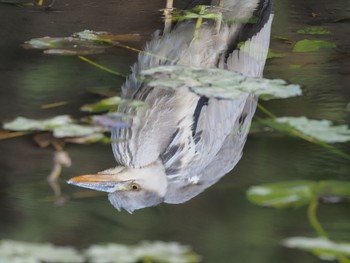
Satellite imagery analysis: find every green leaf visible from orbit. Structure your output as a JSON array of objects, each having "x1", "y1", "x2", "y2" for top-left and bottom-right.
[
  {"x1": 296, "y1": 26, "x2": 331, "y2": 35},
  {"x1": 0, "y1": 239, "x2": 83, "y2": 263},
  {"x1": 140, "y1": 66, "x2": 301, "y2": 100},
  {"x1": 247, "y1": 181, "x2": 317, "y2": 208},
  {"x1": 84, "y1": 241, "x2": 201, "y2": 263},
  {"x1": 0, "y1": 239, "x2": 200, "y2": 263},
  {"x1": 23, "y1": 37, "x2": 109, "y2": 55},
  {"x1": 80, "y1": 97, "x2": 121, "y2": 113},
  {"x1": 52, "y1": 124, "x2": 106, "y2": 138},
  {"x1": 293, "y1": 39, "x2": 336, "y2": 52},
  {"x1": 276, "y1": 117, "x2": 350, "y2": 143},
  {"x1": 267, "y1": 50, "x2": 287, "y2": 59},
  {"x1": 80, "y1": 96, "x2": 147, "y2": 113},
  {"x1": 283, "y1": 237, "x2": 350, "y2": 261},
  {"x1": 317, "y1": 181, "x2": 350, "y2": 203},
  {"x1": 73, "y1": 30, "x2": 141, "y2": 44},
  {"x1": 247, "y1": 180, "x2": 350, "y2": 208},
  {"x1": 3, "y1": 115, "x2": 73, "y2": 131},
  {"x1": 23, "y1": 30, "x2": 140, "y2": 56}
]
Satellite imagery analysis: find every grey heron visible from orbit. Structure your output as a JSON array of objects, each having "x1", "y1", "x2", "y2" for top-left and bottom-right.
[{"x1": 68, "y1": 0, "x2": 273, "y2": 213}]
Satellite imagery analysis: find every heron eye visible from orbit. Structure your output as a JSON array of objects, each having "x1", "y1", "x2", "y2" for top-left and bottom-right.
[{"x1": 131, "y1": 183, "x2": 140, "y2": 191}]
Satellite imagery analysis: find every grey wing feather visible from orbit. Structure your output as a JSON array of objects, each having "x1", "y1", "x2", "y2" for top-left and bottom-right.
[
  {"x1": 222, "y1": 13, "x2": 274, "y2": 77},
  {"x1": 164, "y1": 2, "x2": 272, "y2": 202},
  {"x1": 165, "y1": 94, "x2": 257, "y2": 203}
]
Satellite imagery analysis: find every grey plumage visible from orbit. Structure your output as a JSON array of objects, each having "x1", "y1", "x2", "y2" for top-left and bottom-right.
[{"x1": 68, "y1": 0, "x2": 274, "y2": 212}]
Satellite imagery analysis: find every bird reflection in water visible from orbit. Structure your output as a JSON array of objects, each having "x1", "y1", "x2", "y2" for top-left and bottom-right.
[{"x1": 68, "y1": 0, "x2": 273, "y2": 213}]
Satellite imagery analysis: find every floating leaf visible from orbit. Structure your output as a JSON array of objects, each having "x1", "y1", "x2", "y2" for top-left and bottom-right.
[
  {"x1": 283, "y1": 237, "x2": 350, "y2": 261},
  {"x1": 0, "y1": 239, "x2": 199, "y2": 263},
  {"x1": 293, "y1": 39, "x2": 336, "y2": 52},
  {"x1": 140, "y1": 66, "x2": 301, "y2": 100},
  {"x1": 74, "y1": 30, "x2": 141, "y2": 44},
  {"x1": 81, "y1": 96, "x2": 147, "y2": 113},
  {"x1": 247, "y1": 181, "x2": 317, "y2": 208},
  {"x1": 317, "y1": 181, "x2": 350, "y2": 203},
  {"x1": 3, "y1": 115, "x2": 73, "y2": 131},
  {"x1": 64, "y1": 133, "x2": 109, "y2": 144},
  {"x1": 23, "y1": 30, "x2": 142, "y2": 56},
  {"x1": 267, "y1": 50, "x2": 287, "y2": 59},
  {"x1": 3, "y1": 116, "x2": 109, "y2": 140},
  {"x1": 276, "y1": 117, "x2": 350, "y2": 143},
  {"x1": 0, "y1": 239, "x2": 83, "y2": 263},
  {"x1": 23, "y1": 36, "x2": 110, "y2": 55},
  {"x1": 296, "y1": 26, "x2": 331, "y2": 35},
  {"x1": 52, "y1": 124, "x2": 106, "y2": 138},
  {"x1": 247, "y1": 180, "x2": 350, "y2": 208},
  {"x1": 84, "y1": 241, "x2": 201, "y2": 263},
  {"x1": 81, "y1": 97, "x2": 121, "y2": 112}
]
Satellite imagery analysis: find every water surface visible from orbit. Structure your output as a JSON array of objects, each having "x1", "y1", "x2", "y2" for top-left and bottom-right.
[{"x1": 0, "y1": 0, "x2": 349, "y2": 262}]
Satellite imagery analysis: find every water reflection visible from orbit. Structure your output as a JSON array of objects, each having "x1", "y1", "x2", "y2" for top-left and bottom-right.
[{"x1": 69, "y1": 0, "x2": 273, "y2": 212}]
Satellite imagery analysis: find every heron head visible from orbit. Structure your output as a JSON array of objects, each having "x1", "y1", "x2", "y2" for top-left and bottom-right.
[{"x1": 68, "y1": 159, "x2": 168, "y2": 213}]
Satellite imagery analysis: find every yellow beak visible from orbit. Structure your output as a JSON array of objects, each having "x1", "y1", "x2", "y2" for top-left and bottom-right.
[{"x1": 68, "y1": 174, "x2": 130, "y2": 193}]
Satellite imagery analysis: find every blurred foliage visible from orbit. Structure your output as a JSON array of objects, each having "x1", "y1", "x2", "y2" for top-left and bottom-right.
[
  {"x1": 141, "y1": 66, "x2": 302, "y2": 100},
  {"x1": 23, "y1": 30, "x2": 141, "y2": 56},
  {"x1": 247, "y1": 180, "x2": 350, "y2": 208},
  {"x1": 293, "y1": 39, "x2": 336, "y2": 52},
  {"x1": 0, "y1": 240, "x2": 200, "y2": 263},
  {"x1": 283, "y1": 237, "x2": 350, "y2": 262},
  {"x1": 296, "y1": 26, "x2": 331, "y2": 35},
  {"x1": 3, "y1": 115, "x2": 107, "y2": 140}
]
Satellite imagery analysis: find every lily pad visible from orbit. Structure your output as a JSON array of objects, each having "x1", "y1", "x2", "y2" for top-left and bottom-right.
[
  {"x1": 73, "y1": 30, "x2": 141, "y2": 44},
  {"x1": 317, "y1": 181, "x2": 350, "y2": 203},
  {"x1": 52, "y1": 124, "x2": 106, "y2": 138},
  {"x1": 3, "y1": 115, "x2": 108, "y2": 140},
  {"x1": 293, "y1": 39, "x2": 336, "y2": 52},
  {"x1": 296, "y1": 26, "x2": 331, "y2": 35},
  {"x1": 247, "y1": 181, "x2": 317, "y2": 208},
  {"x1": 247, "y1": 180, "x2": 350, "y2": 208},
  {"x1": 0, "y1": 239, "x2": 83, "y2": 263},
  {"x1": 0, "y1": 239, "x2": 200, "y2": 263},
  {"x1": 140, "y1": 66, "x2": 301, "y2": 100},
  {"x1": 23, "y1": 36, "x2": 110, "y2": 55},
  {"x1": 283, "y1": 237, "x2": 350, "y2": 261},
  {"x1": 3, "y1": 115, "x2": 73, "y2": 131},
  {"x1": 23, "y1": 30, "x2": 140, "y2": 55},
  {"x1": 276, "y1": 117, "x2": 350, "y2": 143},
  {"x1": 84, "y1": 241, "x2": 201, "y2": 263}
]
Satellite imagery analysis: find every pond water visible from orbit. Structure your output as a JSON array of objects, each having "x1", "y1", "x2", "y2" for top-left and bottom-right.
[{"x1": 0, "y1": 0, "x2": 349, "y2": 262}]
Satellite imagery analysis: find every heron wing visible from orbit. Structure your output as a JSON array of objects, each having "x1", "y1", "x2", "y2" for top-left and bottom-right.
[
  {"x1": 164, "y1": 0, "x2": 273, "y2": 203},
  {"x1": 164, "y1": 94, "x2": 257, "y2": 204}
]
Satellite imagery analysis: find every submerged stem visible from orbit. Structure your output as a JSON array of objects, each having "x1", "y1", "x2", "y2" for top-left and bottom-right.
[
  {"x1": 78, "y1": 56, "x2": 126, "y2": 78},
  {"x1": 307, "y1": 199, "x2": 328, "y2": 238},
  {"x1": 257, "y1": 103, "x2": 276, "y2": 119}
]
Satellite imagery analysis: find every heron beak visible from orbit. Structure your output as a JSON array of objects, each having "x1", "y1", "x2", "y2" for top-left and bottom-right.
[{"x1": 67, "y1": 173, "x2": 130, "y2": 193}]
